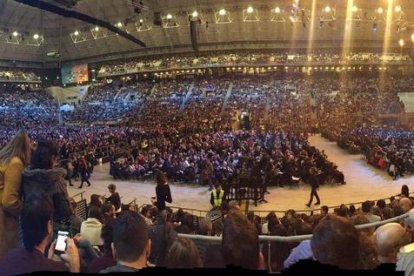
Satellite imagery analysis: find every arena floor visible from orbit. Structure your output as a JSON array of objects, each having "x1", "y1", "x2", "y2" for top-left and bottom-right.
[{"x1": 68, "y1": 134, "x2": 413, "y2": 215}]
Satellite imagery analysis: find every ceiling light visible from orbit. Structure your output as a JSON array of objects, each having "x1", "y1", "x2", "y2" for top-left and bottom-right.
[
  {"x1": 395, "y1": 5, "x2": 401, "y2": 13},
  {"x1": 247, "y1": 6, "x2": 254, "y2": 14},
  {"x1": 117, "y1": 22, "x2": 123, "y2": 27},
  {"x1": 352, "y1": 5, "x2": 358, "y2": 13},
  {"x1": 324, "y1": 6, "x2": 331, "y2": 13},
  {"x1": 192, "y1": 11, "x2": 198, "y2": 18},
  {"x1": 74, "y1": 30, "x2": 79, "y2": 36},
  {"x1": 377, "y1": 7, "x2": 383, "y2": 14},
  {"x1": 275, "y1": 7, "x2": 281, "y2": 13},
  {"x1": 33, "y1": 34, "x2": 39, "y2": 39},
  {"x1": 399, "y1": 38, "x2": 404, "y2": 47},
  {"x1": 166, "y1": 14, "x2": 173, "y2": 19},
  {"x1": 12, "y1": 31, "x2": 18, "y2": 37},
  {"x1": 219, "y1": 9, "x2": 226, "y2": 16},
  {"x1": 94, "y1": 26, "x2": 99, "y2": 31}
]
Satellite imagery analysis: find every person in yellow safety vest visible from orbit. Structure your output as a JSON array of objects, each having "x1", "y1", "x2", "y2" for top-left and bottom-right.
[{"x1": 210, "y1": 183, "x2": 226, "y2": 209}]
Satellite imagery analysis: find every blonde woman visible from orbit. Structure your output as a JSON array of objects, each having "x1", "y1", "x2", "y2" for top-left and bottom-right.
[{"x1": 0, "y1": 131, "x2": 31, "y2": 260}]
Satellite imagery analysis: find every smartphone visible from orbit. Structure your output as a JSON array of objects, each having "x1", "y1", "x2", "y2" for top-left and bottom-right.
[{"x1": 55, "y1": 231, "x2": 69, "y2": 254}]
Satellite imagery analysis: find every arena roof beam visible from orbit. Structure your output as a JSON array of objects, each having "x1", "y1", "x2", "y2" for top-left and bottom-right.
[{"x1": 13, "y1": 0, "x2": 146, "y2": 47}]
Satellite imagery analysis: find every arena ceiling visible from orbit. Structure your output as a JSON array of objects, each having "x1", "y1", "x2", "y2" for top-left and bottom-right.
[{"x1": 0, "y1": 0, "x2": 413, "y2": 64}]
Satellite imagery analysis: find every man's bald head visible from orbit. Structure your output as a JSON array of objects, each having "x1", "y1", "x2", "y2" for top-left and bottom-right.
[
  {"x1": 374, "y1": 223, "x2": 411, "y2": 263},
  {"x1": 399, "y1": 198, "x2": 413, "y2": 213}
]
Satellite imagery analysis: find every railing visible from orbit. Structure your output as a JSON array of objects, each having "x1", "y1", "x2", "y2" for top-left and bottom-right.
[
  {"x1": 178, "y1": 212, "x2": 409, "y2": 242},
  {"x1": 250, "y1": 191, "x2": 414, "y2": 217},
  {"x1": 98, "y1": 58, "x2": 413, "y2": 78},
  {"x1": 59, "y1": 141, "x2": 132, "y2": 166},
  {"x1": 71, "y1": 191, "x2": 85, "y2": 201},
  {"x1": 178, "y1": 213, "x2": 409, "y2": 273}
]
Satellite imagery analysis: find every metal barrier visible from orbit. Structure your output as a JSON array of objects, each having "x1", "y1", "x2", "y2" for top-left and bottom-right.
[
  {"x1": 178, "y1": 213, "x2": 409, "y2": 243},
  {"x1": 71, "y1": 191, "x2": 85, "y2": 201}
]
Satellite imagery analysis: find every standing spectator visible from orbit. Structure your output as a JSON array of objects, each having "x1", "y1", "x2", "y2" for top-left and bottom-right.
[
  {"x1": 306, "y1": 165, "x2": 321, "y2": 207},
  {"x1": 100, "y1": 212, "x2": 151, "y2": 272},
  {"x1": 0, "y1": 193, "x2": 80, "y2": 274},
  {"x1": 106, "y1": 184, "x2": 121, "y2": 214},
  {"x1": 22, "y1": 140, "x2": 72, "y2": 236},
  {"x1": 155, "y1": 170, "x2": 172, "y2": 211},
  {"x1": 66, "y1": 158, "x2": 74, "y2": 187},
  {"x1": 0, "y1": 131, "x2": 31, "y2": 259},
  {"x1": 78, "y1": 157, "x2": 91, "y2": 189}
]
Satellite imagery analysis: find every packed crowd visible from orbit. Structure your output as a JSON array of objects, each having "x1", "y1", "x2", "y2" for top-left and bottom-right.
[
  {"x1": 1, "y1": 130, "x2": 414, "y2": 274},
  {"x1": 63, "y1": 80, "x2": 153, "y2": 123},
  {"x1": 0, "y1": 84, "x2": 59, "y2": 128},
  {"x1": 98, "y1": 51, "x2": 412, "y2": 76},
  {"x1": 0, "y1": 69, "x2": 40, "y2": 82}
]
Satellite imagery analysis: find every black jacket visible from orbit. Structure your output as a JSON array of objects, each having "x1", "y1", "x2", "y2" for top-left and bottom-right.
[
  {"x1": 155, "y1": 184, "x2": 172, "y2": 211},
  {"x1": 22, "y1": 167, "x2": 72, "y2": 224}
]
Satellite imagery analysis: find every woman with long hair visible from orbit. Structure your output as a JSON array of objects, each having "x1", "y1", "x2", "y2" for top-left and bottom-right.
[
  {"x1": 21, "y1": 140, "x2": 72, "y2": 236},
  {"x1": 155, "y1": 170, "x2": 172, "y2": 211},
  {"x1": 0, "y1": 131, "x2": 31, "y2": 259}
]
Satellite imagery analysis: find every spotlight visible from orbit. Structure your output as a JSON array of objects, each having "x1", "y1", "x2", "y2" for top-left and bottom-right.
[
  {"x1": 74, "y1": 30, "x2": 79, "y2": 36},
  {"x1": 399, "y1": 38, "x2": 404, "y2": 47},
  {"x1": 275, "y1": 7, "x2": 281, "y2": 13},
  {"x1": 247, "y1": 6, "x2": 254, "y2": 14},
  {"x1": 117, "y1": 21, "x2": 123, "y2": 27},
  {"x1": 33, "y1": 33, "x2": 39, "y2": 39},
  {"x1": 377, "y1": 7, "x2": 383, "y2": 14},
  {"x1": 192, "y1": 11, "x2": 198, "y2": 18},
  {"x1": 12, "y1": 31, "x2": 18, "y2": 37},
  {"x1": 395, "y1": 5, "x2": 401, "y2": 13},
  {"x1": 139, "y1": 19, "x2": 144, "y2": 23},
  {"x1": 94, "y1": 26, "x2": 99, "y2": 31},
  {"x1": 219, "y1": 9, "x2": 226, "y2": 16},
  {"x1": 411, "y1": 33, "x2": 414, "y2": 43},
  {"x1": 324, "y1": 6, "x2": 331, "y2": 13},
  {"x1": 166, "y1": 13, "x2": 172, "y2": 19}
]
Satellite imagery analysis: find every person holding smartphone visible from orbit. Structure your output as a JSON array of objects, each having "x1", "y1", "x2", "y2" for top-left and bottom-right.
[{"x1": 0, "y1": 194, "x2": 80, "y2": 274}]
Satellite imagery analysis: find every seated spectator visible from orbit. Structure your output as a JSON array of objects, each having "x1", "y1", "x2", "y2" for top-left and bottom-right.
[
  {"x1": 70, "y1": 198, "x2": 84, "y2": 236},
  {"x1": 101, "y1": 203, "x2": 116, "y2": 225},
  {"x1": 222, "y1": 211, "x2": 265, "y2": 269},
  {"x1": 283, "y1": 240, "x2": 313, "y2": 269},
  {"x1": 88, "y1": 219, "x2": 116, "y2": 273},
  {"x1": 399, "y1": 198, "x2": 413, "y2": 213},
  {"x1": 80, "y1": 206, "x2": 103, "y2": 246},
  {"x1": 361, "y1": 200, "x2": 381, "y2": 223},
  {"x1": 148, "y1": 210, "x2": 177, "y2": 266},
  {"x1": 311, "y1": 214, "x2": 361, "y2": 270},
  {"x1": 0, "y1": 194, "x2": 80, "y2": 274},
  {"x1": 140, "y1": 205, "x2": 153, "y2": 226},
  {"x1": 100, "y1": 212, "x2": 151, "y2": 272},
  {"x1": 166, "y1": 237, "x2": 203, "y2": 268},
  {"x1": 106, "y1": 184, "x2": 121, "y2": 213},
  {"x1": 374, "y1": 223, "x2": 412, "y2": 271}
]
